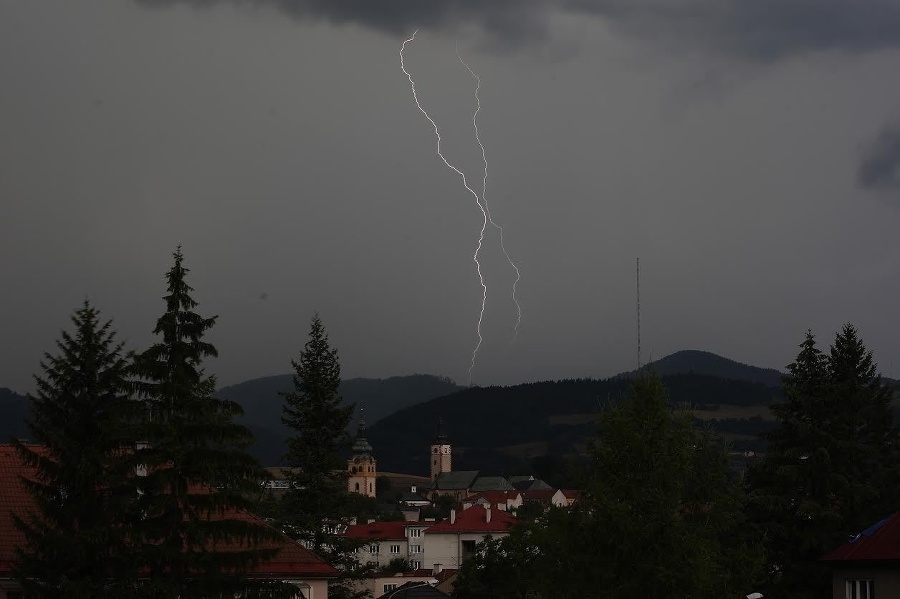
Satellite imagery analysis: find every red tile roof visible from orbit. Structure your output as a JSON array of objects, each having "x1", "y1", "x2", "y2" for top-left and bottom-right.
[
  {"x1": 822, "y1": 513, "x2": 900, "y2": 562},
  {"x1": 0, "y1": 443, "x2": 337, "y2": 578},
  {"x1": 343, "y1": 520, "x2": 408, "y2": 541},
  {"x1": 424, "y1": 505, "x2": 516, "y2": 534}
]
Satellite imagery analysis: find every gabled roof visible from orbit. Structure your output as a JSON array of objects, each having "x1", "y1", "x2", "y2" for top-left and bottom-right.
[
  {"x1": 0, "y1": 443, "x2": 337, "y2": 578},
  {"x1": 822, "y1": 513, "x2": 900, "y2": 562},
  {"x1": 511, "y1": 478, "x2": 552, "y2": 491},
  {"x1": 466, "y1": 491, "x2": 522, "y2": 506},
  {"x1": 424, "y1": 505, "x2": 516, "y2": 535},
  {"x1": 521, "y1": 489, "x2": 558, "y2": 502},
  {"x1": 431, "y1": 471, "x2": 478, "y2": 491},
  {"x1": 377, "y1": 581, "x2": 451, "y2": 598},
  {"x1": 343, "y1": 521, "x2": 408, "y2": 541},
  {"x1": 469, "y1": 476, "x2": 514, "y2": 492}
]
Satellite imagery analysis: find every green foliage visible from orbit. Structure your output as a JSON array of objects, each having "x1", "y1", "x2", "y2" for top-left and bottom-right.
[
  {"x1": 13, "y1": 301, "x2": 142, "y2": 598},
  {"x1": 749, "y1": 325, "x2": 900, "y2": 599},
  {"x1": 130, "y1": 248, "x2": 292, "y2": 598},
  {"x1": 453, "y1": 528, "x2": 545, "y2": 599},
  {"x1": 454, "y1": 374, "x2": 761, "y2": 599},
  {"x1": 277, "y1": 314, "x2": 368, "y2": 598}
]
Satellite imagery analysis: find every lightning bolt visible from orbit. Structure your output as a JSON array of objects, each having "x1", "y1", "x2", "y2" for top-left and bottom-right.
[
  {"x1": 456, "y1": 45, "x2": 523, "y2": 340},
  {"x1": 400, "y1": 30, "x2": 489, "y2": 385}
]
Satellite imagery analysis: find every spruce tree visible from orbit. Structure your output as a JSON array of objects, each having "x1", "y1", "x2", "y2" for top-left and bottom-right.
[
  {"x1": 748, "y1": 326, "x2": 900, "y2": 598},
  {"x1": 747, "y1": 330, "x2": 842, "y2": 598},
  {"x1": 130, "y1": 248, "x2": 291, "y2": 598},
  {"x1": 826, "y1": 323, "x2": 899, "y2": 528},
  {"x1": 13, "y1": 301, "x2": 141, "y2": 598},
  {"x1": 278, "y1": 315, "x2": 364, "y2": 598}
]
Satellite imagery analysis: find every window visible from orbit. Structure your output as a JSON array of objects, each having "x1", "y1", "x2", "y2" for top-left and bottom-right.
[
  {"x1": 409, "y1": 528, "x2": 421, "y2": 538},
  {"x1": 410, "y1": 544, "x2": 422, "y2": 554},
  {"x1": 390, "y1": 544, "x2": 401, "y2": 554},
  {"x1": 846, "y1": 579, "x2": 875, "y2": 599},
  {"x1": 384, "y1": 584, "x2": 397, "y2": 593},
  {"x1": 461, "y1": 540, "x2": 477, "y2": 561},
  {"x1": 369, "y1": 544, "x2": 380, "y2": 554},
  {"x1": 410, "y1": 560, "x2": 421, "y2": 569}
]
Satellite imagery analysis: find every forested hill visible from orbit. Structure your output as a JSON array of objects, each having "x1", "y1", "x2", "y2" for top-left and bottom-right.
[
  {"x1": 0, "y1": 387, "x2": 30, "y2": 442},
  {"x1": 215, "y1": 374, "x2": 463, "y2": 465},
  {"x1": 366, "y1": 373, "x2": 782, "y2": 477},
  {"x1": 627, "y1": 350, "x2": 786, "y2": 388}
]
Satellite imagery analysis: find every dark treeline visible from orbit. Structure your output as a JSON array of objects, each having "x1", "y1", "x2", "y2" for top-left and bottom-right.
[{"x1": 452, "y1": 324, "x2": 900, "y2": 599}]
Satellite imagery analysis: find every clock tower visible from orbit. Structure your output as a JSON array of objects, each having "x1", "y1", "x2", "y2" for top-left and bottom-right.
[
  {"x1": 347, "y1": 419, "x2": 377, "y2": 498},
  {"x1": 430, "y1": 418, "x2": 451, "y2": 480}
]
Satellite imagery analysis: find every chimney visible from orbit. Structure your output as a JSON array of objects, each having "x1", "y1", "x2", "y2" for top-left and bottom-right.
[
  {"x1": 450, "y1": 509, "x2": 456, "y2": 524},
  {"x1": 485, "y1": 505, "x2": 491, "y2": 523},
  {"x1": 432, "y1": 563, "x2": 443, "y2": 575}
]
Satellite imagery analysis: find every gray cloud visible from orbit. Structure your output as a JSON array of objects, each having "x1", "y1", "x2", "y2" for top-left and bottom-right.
[
  {"x1": 133, "y1": 0, "x2": 900, "y2": 61},
  {"x1": 859, "y1": 124, "x2": 900, "y2": 191},
  {"x1": 566, "y1": 0, "x2": 900, "y2": 61}
]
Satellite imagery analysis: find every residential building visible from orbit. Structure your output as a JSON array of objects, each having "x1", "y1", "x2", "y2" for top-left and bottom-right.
[
  {"x1": 462, "y1": 491, "x2": 523, "y2": 512},
  {"x1": 0, "y1": 444, "x2": 338, "y2": 599},
  {"x1": 423, "y1": 505, "x2": 517, "y2": 569},
  {"x1": 375, "y1": 579, "x2": 452, "y2": 599},
  {"x1": 344, "y1": 521, "x2": 409, "y2": 569},
  {"x1": 520, "y1": 488, "x2": 569, "y2": 509},
  {"x1": 362, "y1": 567, "x2": 456, "y2": 598},
  {"x1": 348, "y1": 419, "x2": 377, "y2": 498},
  {"x1": 822, "y1": 512, "x2": 900, "y2": 599}
]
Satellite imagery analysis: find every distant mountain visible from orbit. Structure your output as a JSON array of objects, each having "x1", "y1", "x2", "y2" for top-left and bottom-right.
[
  {"x1": 0, "y1": 387, "x2": 30, "y2": 442},
  {"x1": 366, "y1": 373, "x2": 782, "y2": 477},
  {"x1": 215, "y1": 374, "x2": 464, "y2": 465},
  {"x1": 625, "y1": 350, "x2": 786, "y2": 388}
]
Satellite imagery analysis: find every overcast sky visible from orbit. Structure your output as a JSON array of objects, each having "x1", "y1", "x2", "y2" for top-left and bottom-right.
[{"x1": 3, "y1": 0, "x2": 900, "y2": 394}]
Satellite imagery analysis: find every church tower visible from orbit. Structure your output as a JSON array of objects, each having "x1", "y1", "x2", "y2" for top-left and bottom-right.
[
  {"x1": 430, "y1": 418, "x2": 451, "y2": 480},
  {"x1": 348, "y1": 419, "x2": 377, "y2": 498}
]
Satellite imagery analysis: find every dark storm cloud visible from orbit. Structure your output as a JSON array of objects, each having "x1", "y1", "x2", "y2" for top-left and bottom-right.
[
  {"x1": 859, "y1": 124, "x2": 900, "y2": 191},
  {"x1": 133, "y1": 0, "x2": 550, "y2": 43},
  {"x1": 565, "y1": 0, "x2": 900, "y2": 61},
  {"x1": 134, "y1": 0, "x2": 900, "y2": 60}
]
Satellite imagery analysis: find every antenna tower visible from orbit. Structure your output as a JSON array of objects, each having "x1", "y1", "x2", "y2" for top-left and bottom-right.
[{"x1": 636, "y1": 257, "x2": 641, "y2": 369}]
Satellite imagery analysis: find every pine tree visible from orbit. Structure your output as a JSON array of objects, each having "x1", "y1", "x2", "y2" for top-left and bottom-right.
[
  {"x1": 826, "y1": 323, "x2": 899, "y2": 528},
  {"x1": 13, "y1": 301, "x2": 141, "y2": 598},
  {"x1": 278, "y1": 315, "x2": 364, "y2": 598},
  {"x1": 748, "y1": 326, "x2": 900, "y2": 598},
  {"x1": 747, "y1": 330, "x2": 842, "y2": 598},
  {"x1": 130, "y1": 248, "x2": 291, "y2": 598}
]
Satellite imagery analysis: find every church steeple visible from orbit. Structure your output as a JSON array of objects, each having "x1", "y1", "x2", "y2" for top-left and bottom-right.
[
  {"x1": 430, "y1": 418, "x2": 451, "y2": 480},
  {"x1": 347, "y1": 409, "x2": 376, "y2": 498}
]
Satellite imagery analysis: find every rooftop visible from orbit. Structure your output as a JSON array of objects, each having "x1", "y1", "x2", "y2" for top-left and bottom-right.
[
  {"x1": 822, "y1": 513, "x2": 900, "y2": 562},
  {"x1": 425, "y1": 505, "x2": 516, "y2": 535}
]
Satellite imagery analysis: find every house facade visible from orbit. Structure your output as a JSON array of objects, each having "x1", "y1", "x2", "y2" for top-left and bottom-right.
[{"x1": 342, "y1": 505, "x2": 516, "y2": 575}]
